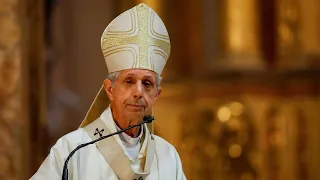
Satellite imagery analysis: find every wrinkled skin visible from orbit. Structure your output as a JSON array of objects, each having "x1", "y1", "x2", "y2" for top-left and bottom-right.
[{"x1": 104, "y1": 69, "x2": 161, "y2": 137}]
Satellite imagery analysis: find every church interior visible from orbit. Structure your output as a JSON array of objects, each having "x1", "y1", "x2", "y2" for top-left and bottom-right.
[{"x1": 0, "y1": 0, "x2": 320, "y2": 179}]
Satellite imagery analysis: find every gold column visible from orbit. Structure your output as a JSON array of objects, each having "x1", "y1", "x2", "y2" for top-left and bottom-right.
[
  {"x1": 280, "y1": 103, "x2": 298, "y2": 180},
  {"x1": 276, "y1": 0, "x2": 301, "y2": 69},
  {"x1": 304, "y1": 99, "x2": 320, "y2": 180},
  {"x1": 217, "y1": 0, "x2": 264, "y2": 70},
  {"x1": 0, "y1": 0, "x2": 28, "y2": 179},
  {"x1": 299, "y1": 0, "x2": 320, "y2": 67}
]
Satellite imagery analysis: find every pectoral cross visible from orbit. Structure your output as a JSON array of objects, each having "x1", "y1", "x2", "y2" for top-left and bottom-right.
[{"x1": 94, "y1": 128, "x2": 104, "y2": 137}]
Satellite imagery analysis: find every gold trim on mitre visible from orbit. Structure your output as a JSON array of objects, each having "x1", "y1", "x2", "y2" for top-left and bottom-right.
[
  {"x1": 80, "y1": 3, "x2": 169, "y2": 128},
  {"x1": 101, "y1": 3, "x2": 170, "y2": 75}
]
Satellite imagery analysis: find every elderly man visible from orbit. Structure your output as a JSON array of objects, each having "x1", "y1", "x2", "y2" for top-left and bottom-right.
[{"x1": 31, "y1": 3, "x2": 186, "y2": 180}]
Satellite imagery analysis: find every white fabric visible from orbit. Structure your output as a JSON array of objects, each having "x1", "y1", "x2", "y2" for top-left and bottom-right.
[
  {"x1": 115, "y1": 123, "x2": 143, "y2": 161},
  {"x1": 30, "y1": 108, "x2": 186, "y2": 180},
  {"x1": 83, "y1": 111, "x2": 152, "y2": 178},
  {"x1": 115, "y1": 124, "x2": 142, "y2": 145}
]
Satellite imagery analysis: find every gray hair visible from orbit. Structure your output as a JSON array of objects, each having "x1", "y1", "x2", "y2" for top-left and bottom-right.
[{"x1": 107, "y1": 71, "x2": 162, "y2": 91}]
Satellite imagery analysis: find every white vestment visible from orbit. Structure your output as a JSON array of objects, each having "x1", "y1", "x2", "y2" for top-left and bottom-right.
[
  {"x1": 30, "y1": 108, "x2": 186, "y2": 180},
  {"x1": 115, "y1": 122, "x2": 143, "y2": 160}
]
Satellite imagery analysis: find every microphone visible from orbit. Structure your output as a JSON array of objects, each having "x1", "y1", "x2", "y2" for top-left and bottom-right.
[{"x1": 62, "y1": 115, "x2": 155, "y2": 180}]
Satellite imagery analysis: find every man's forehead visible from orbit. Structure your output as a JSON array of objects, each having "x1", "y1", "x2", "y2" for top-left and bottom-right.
[{"x1": 119, "y1": 69, "x2": 157, "y2": 78}]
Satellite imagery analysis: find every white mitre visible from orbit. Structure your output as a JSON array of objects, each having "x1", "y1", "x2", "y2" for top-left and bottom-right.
[
  {"x1": 79, "y1": 3, "x2": 170, "y2": 127},
  {"x1": 101, "y1": 3, "x2": 170, "y2": 75}
]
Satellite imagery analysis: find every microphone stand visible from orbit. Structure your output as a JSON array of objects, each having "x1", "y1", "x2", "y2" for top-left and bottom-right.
[{"x1": 62, "y1": 116, "x2": 154, "y2": 180}]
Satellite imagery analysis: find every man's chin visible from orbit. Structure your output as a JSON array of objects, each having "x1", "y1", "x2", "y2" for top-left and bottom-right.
[
  {"x1": 126, "y1": 105, "x2": 145, "y2": 112},
  {"x1": 125, "y1": 111, "x2": 145, "y2": 121}
]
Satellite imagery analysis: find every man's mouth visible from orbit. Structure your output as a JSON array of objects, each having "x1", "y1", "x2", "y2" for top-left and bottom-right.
[{"x1": 127, "y1": 104, "x2": 145, "y2": 108}]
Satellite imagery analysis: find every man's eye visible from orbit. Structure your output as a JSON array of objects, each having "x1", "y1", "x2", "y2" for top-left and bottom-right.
[
  {"x1": 125, "y1": 79, "x2": 132, "y2": 84},
  {"x1": 143, "y1": 81, "x2": 152, "y2": 87}
]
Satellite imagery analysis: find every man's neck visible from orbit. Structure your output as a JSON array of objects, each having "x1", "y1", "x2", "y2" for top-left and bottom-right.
[
  {"x1": 114, "y1": 120, "x2": 141, "y2": 138},
  {"x1": 110, "y1": 108, "x2": 141, "y2": 138}
]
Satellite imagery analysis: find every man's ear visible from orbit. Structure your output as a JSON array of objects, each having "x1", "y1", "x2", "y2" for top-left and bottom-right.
[
  {"x1": 154, "y1": 87, "x2": 162, "y2": 101},
  {"x1": 103, "y1": 79, "x2": 114, "y2": 101}
]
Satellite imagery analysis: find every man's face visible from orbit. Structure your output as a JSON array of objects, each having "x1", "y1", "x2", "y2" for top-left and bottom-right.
[{"x1": 104, "y1": 69, "x2": 161, "y2": 122}]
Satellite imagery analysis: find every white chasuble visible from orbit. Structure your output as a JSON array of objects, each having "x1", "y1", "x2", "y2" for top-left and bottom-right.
[{"x1": 30, "y1": 108, "x2": 186, "y2": 180}]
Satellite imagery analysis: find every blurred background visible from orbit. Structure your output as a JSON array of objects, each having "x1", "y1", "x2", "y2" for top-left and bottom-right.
[{"x1": 0, "y1": 0, "x2": 320, "y2": 179}]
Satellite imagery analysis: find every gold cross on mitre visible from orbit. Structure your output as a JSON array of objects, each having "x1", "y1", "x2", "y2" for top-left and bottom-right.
[{"x1": 101, "y1": 3, "x2": 170, "y2": 75}]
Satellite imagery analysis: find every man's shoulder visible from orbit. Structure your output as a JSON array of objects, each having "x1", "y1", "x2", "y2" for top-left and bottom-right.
[
  {"x1": 153, "y1": 135, "x2": 178, "y2": 155},
  {"x1": 54, "y1": 128, "x2": 89, "y2": 149},
  {"x1": 153, "y1": 135, "x2": 171, "y2": 146}
]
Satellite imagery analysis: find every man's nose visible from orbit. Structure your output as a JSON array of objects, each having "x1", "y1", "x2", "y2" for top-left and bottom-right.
[{"x1": 133, "y1": 82, "x2": 143, "y2": 98}]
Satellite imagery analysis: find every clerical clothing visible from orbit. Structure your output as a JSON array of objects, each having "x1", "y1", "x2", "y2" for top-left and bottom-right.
[{"x1": 30, "y1": 107, "x2": 186, "y2": 180}]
